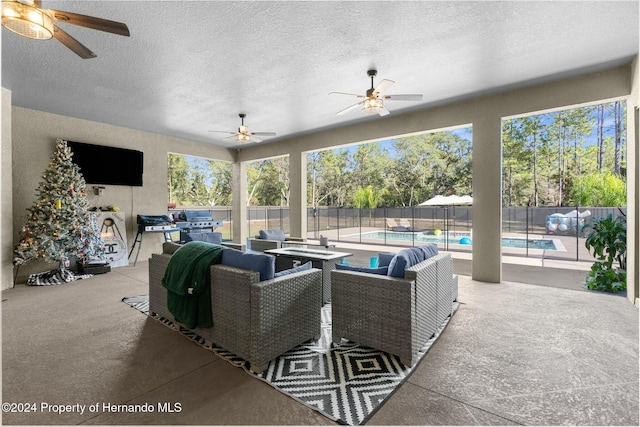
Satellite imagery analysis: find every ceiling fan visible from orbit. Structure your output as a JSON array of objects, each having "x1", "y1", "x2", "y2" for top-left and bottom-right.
[
  {"x1": 1, "y1": 0, "x2": 130, "y2": 59},
  {"x1": 329, "y1": 69, "x2": 423, "y2": 116},
  {"x1": 208, "y1": 114, "x2": 276, "y2": 143}
]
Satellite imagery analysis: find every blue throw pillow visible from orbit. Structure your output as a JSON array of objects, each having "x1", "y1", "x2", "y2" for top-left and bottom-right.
[
  {"x1": 387, "y1": 245, "x2": 440, "y2": 277},
  {"x1": 259, "y1": 229, "x2": 286, "y2": 242},
  {"x1": 387, "y1": 247, "x2": 424, "y2": 278},
  {"x1": 377, "y1": 252, "x2": 395, "y2": 267},
  {"x1": 274, "y1": 261, "x2": 312, "y2": 278},
  {"x1": 387, "y1": 253, "x2": 409, "y2": 278},
  {"x1": 335, "y1": 263, "x2": 389, "y2": 275},
  {"x1": 221, "y1": 248, "x2": 275, "y2": 281}
]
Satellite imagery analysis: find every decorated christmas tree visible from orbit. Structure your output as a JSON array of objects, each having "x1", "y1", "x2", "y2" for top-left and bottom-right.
[{"x1": 14, "y1": 139, "x2": 105, "y2": 283}]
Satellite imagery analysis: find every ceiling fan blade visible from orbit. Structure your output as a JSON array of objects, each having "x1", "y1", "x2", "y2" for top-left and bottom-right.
[
  {"x1": 250, "y1": 136, "x2": 263, "y2": 143},
  {"x1": 336, "y1": 102, "x2": 363, "y2": 115},
  {"x1": 47, "y1": 9, "x2": 130, "y2": 36},
  {"x1": 384, "y1": 94, "x2": 423, "y2": 101},
  {"x1": 52, "y1": 25, "x2": 96, "y2": 58},
  {"x1": 221, "y1": 134, "x2": 239, "y2": 141},
  {"x1": 252, "y1": 132, "x2": 276, "y2": 137},
  {"x1": 329, "y1": 92, "x2": 365, "y2": 98},
  {"x1": 378, "y1": 106, "x2": 390, "y2": 117},
  {"x1": 208, "y1": 130, "x2": 236, "y2": 134},
  {"x1": 373, "y1": 79, "x2": 395, "y2": 96}
]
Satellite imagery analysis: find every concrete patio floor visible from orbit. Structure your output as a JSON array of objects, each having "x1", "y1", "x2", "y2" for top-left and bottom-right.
[{"x1": 2, "y1": 243, "x2": 638, "y2": 425}]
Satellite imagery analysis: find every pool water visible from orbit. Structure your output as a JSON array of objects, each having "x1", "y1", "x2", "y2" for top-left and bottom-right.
[{"x1": 351, "y1": 231, "x2": 561, "y2": 251}]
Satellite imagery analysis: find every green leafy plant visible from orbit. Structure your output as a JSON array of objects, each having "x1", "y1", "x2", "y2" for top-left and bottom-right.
[
  {"x1": 584, "y1": 213, "x2": 627, "y2": 292},
  {"x1": 567, "y1": 172, "x2": 627, "y2": 207}
]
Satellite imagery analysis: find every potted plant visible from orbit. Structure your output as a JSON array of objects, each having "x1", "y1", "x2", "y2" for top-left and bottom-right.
[{"x1": 584, "y1": 211, "x2": 626, "y2": 293}]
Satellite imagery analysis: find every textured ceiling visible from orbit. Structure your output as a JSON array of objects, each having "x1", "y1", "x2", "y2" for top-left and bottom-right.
[{"x1": 2, "y1": 1, "x2": 639, "y2": 148}]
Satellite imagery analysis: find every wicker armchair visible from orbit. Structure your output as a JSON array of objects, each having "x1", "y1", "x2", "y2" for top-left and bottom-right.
[
  {"x1": 149, "y1": 245, "x2": 322, "y2": 373},
  {"x1": 331, "y1": 252, "x2": 453, "y2": 367}
]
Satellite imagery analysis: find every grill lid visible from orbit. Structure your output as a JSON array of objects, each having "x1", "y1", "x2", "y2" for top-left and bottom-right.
[
  {"x1": 181, "y1": 210, "x2": 213, "y2": 221},
  {"x1": 137, "y1": 214, "x2": 174, "y2": 226}
]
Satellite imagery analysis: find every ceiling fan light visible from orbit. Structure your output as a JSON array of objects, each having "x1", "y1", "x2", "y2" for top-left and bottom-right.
[
  {"x1": 2, "y1": 1, "x2": 54, "y2": 40},
  {"x1": 362, "y1": 97, "x2": 384, "y2": 114}
]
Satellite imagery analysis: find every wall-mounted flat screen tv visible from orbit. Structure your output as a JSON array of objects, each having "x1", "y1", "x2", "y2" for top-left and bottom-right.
[{"x1": 67, "y1": 141, "x2": 144, "y2": 186}]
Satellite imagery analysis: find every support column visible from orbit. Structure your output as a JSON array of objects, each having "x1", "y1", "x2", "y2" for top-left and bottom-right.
[
  {"x1": 627, "y1": 105, "x2": 639, "y2": 305},
  {"x1": 1, "y1": 88, "x2": 13, "y2": 290},
  {"x1": 472, "y1": 117, "x2": 502, "y2": 283},
  {"x1": 232, "y1": 161, "x2": 247, "y2": 245},
  {"x1": 288, "y1": 150, "x2": 307, "y2": 239}
]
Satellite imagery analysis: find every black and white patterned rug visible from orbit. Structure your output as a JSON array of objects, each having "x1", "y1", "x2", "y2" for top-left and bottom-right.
[{"x1": 123, "y1": 295, "x2": 458, "y2": 425}]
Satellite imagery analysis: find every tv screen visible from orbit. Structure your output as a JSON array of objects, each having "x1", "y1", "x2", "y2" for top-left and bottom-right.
[{"x1": 67, "y1": 141, "x2": 144, "y2": 187}]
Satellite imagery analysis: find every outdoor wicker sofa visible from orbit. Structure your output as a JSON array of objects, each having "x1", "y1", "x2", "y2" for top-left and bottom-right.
[
  {"x1": 331, "y1": 247, "x2": 454, "y2": 367},
  {"x1": 247, "y1": 228, "x2": 306, "y2": 252},
  {"x1": 149, "y1": 242, "x2": 322, "y2": 373}
]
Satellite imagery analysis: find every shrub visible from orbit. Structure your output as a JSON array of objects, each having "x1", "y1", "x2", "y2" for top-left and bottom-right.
[{"x1": 584, "y1": 213, "x2": 626, "y2": 292}]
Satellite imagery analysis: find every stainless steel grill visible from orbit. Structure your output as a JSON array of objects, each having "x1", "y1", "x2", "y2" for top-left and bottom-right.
[
  {"x1": 174, "y1": 210, "x2": 222, "y2": 232},
  {"x1": 136, "y1": 214, "x2": 175, "y2": 232}
]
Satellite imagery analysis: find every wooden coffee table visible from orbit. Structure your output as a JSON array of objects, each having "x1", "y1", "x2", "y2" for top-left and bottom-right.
[{"x1": 264, "y1": 247, "x2": 352, "y2": 304}]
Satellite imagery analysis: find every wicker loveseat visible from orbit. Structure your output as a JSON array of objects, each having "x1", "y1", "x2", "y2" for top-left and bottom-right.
[
  {"x1": 331, "y1": 245, "x2": 455, "y2": 367},
  {"x1": 149, "y1": 242, "x2": 322, "y2": 373}
]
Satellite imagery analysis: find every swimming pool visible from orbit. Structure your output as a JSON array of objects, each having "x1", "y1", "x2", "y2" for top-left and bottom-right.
[{"x1": 348, "y1": 231, "x2": 565, "y2": 251}]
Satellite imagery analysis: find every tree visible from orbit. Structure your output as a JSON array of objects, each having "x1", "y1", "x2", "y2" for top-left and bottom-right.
[
  {"x1": 168, "y1": 154, "x2": 233, "y2": 206},
  {"x1": 187, "y1": 170, "x2": 211, "y2": 206},
  {"x1": 389, "y1": 136, "x2": 436, "y2": 206},
  {"x1": 547, "y1": 108, "x2": 594, "y2": 206},
  {"x1": 14, "y1": 139, "x2": 105, "y2": 268},
  {"x1": 387, "y1": 132, "x2": 472, "y2": 207},
  {"x1": 427, "y1": 132, "x2": 472, "y2": 198},
  {"x1": 350, "y1": 142, "x2": 390, "y2": 191},
  {"x1": 248, "y1": 157, "x2": 290, "y2": 206},
  {"x1": 307, "y1": 149, "x2": 351, "y2": 207},
  {"x1": 502, "y1": 102, "x2": 625, "y2": 207},
  {"x1": 353, "y1": 185, "x2": 387, "y2": 209},
  {"x1": 502, "y1": 120, "x2": 530, "y2": 206},
  {"x1": 518, "y1": 115, "x2": 549, "y2": 206},
  {"x1": 612, "y1": 101, "x2": 624, "y2": 176},
  {"x1": 566, "y1": 172, "x2": 626, "y2": 207},
  {"x1": 597, "y1": 103, "x2": 605, "y2": 170},
  {"x1": 168, "y1": 154, "x2": 191, "y2": 205},
  {"x1": 208, "y1": 161, "x2": 233, "y2": 206}
]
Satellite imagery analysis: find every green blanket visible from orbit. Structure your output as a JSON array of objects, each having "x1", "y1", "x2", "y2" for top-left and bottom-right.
[{"x1": 161, "y1": 241, "x2": 223, "y2": 329}]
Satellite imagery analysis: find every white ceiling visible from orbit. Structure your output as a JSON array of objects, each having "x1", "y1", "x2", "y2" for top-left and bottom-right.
[{"x1": 2, "y1": 1, "x2": 638, "y2": 148}]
